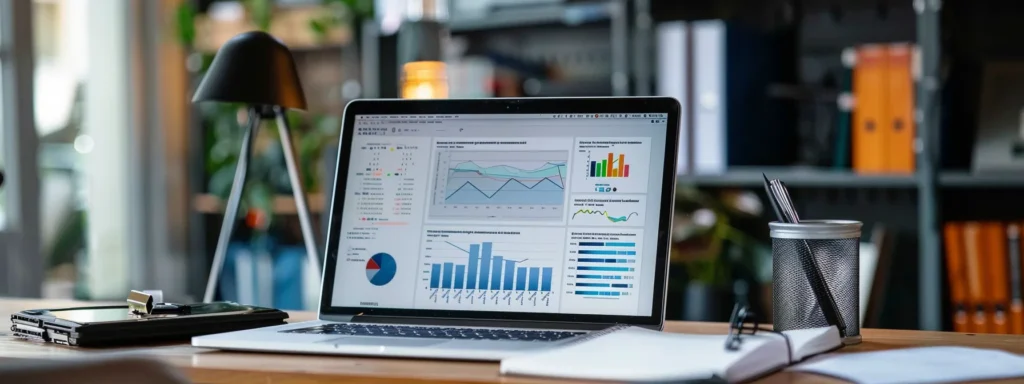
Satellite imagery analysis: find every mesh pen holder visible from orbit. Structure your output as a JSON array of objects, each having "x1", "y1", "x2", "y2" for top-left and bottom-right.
[{"x1": 771, "y1": 220, "x2": 862, "y2": 345}]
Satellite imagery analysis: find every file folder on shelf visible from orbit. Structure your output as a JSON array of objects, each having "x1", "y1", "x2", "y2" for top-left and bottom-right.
[
  {"x1": 983, "y1": 222, "x2": 1010, "y2": 334},
  {"x1": 944, "y1": 222, "x2": 970, "y2": 333},
  {"x1": 657, "y1": 20, "x2": 785, "y2": 175},
  {"x1": 852, "y1": 45, "x2": 889, "y2": 173},
  {"x1": 884, "y1": 43, "x2": 916, "y2": 173},
  {"x1": 963, "y1": 222, "x2": 989, "y2": 333}
]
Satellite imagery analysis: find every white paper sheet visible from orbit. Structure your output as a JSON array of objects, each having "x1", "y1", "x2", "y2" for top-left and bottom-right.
[{"x1": 790, "y1": 346, "x2": 1024, "y2": 384}]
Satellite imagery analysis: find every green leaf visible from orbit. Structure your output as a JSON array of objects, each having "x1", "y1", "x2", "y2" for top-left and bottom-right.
[
  {"x1": 174, "y1": 2, "x2": 196, "y2": 46},
  {"x1": 309, "y1": 19, "x2": 329, "y2": 41},
  {"x1": 209, "y1": 162, "x2": 239, "y2": 198},
  {"x1": 246, "y1": 0, "x2": 273, "y2": 31}
]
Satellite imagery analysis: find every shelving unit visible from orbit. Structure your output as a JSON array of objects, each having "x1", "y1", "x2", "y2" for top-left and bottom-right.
[
  {"x1": 181, "y1": 0, "x2": 969, "y2": 330},
  {"x1": 360, "y1": 0, "x2": 633, "y2": 98},
  {"x1": 939, "y1": 172, "x2": 1024, "y2": 188},
  {"x1": 192, "y1": 193, "x2": 327, "y2": 215},
  {"x1": 678, "y1": 168, "x2": 918, "y2": 188},
  {"x1": 448, "y1": 1, "x2": 615, "y2": 32},
  {"x1": 666, "y1": 0, "x2": 945, "y2": 331}
]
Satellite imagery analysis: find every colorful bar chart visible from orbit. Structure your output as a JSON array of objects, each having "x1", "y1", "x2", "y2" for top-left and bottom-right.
[
  {"x1": 589, "y1": 152, "x2": 630, "y2": 178},
  {"x1": 428, "y1": 241, "x2": 555, "y2": 292}
]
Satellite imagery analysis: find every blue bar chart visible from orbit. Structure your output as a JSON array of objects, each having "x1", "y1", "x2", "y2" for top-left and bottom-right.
[
  {"x1": 426, "y1": 241, "x2": 554, "y2": 293},
  {"x1": 562, "y1": 229, "x2": 644, "y2": 315},
  {"x1": 418, "y1": 227, "x2": 566, "y2": 312}
]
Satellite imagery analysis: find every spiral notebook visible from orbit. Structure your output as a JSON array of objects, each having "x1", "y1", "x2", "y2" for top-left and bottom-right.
[{"x1": 499, "y1": 325, "x2": 840, "y2": 383}]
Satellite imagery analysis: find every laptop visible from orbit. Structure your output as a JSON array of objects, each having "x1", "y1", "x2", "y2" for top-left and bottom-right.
[{"x1": 193, "y1": 97, "x2": 681, "y2": 361}]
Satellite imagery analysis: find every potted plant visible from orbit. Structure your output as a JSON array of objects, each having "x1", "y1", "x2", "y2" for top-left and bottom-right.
[{"x1": 671, "y1": 186, "x2": 772, "y2": 321}]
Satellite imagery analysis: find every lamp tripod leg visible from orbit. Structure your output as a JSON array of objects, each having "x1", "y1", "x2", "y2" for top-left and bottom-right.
[
  {"x1": 203, "y1": 108, "x2": 261, "y2": 303},
  {"x1": 274, "y1": 107, "x2": 322, "y2": 286}
]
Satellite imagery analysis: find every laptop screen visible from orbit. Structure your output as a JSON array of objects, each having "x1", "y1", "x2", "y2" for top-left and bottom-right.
[{"x1": 330, "y1": 113, "x2": 670, "y2": 317}]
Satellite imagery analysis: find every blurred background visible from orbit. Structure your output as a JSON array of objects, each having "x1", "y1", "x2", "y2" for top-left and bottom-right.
[{"x1": 2, "y1": 0, "x2": 1022, "y2": 334}]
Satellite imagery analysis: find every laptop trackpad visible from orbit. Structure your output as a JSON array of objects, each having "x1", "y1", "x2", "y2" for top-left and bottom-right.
[{"x1": 322, "y1": 336, "x2": 445, "y2": 348}]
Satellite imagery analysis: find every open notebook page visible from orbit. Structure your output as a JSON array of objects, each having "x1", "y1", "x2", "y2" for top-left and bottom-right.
[{"x1": 500, "y1": 326, "x2": 839, "y2": 382}]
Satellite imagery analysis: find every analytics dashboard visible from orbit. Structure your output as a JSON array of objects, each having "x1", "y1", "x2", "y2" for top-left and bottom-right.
[{"x1": 331, "y1": 113, "x2": 670, "y2": 317}]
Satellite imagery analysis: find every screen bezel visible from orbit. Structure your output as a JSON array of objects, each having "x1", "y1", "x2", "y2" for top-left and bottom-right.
[{"x1": 319, "y1": 97, "x2": 680, "y2": 327}]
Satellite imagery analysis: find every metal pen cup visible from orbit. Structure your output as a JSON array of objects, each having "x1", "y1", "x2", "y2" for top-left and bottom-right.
[{"x1": 770, "y1": 220, "x2": 863, "y2": 345}]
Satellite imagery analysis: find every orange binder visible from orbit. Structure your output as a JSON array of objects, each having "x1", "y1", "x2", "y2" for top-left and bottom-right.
[
  {"x1": 982, "y1": 222, "x2": 1010, "y2": 334},
  {"x1": 944, "y1": 222, "x2": 969, "y2": 332},
  {"x1": 884, "y1": 44, "x2": 916, "y2": 173},
  {"x1": 963, "y1": 222, "x2": 989, "y2": 333},
  {"x1": 852, "y1": 45, "x2": 889, "y2": 173}
]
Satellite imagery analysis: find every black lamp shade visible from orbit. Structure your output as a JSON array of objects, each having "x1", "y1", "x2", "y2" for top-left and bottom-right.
[{"x1": 192, "y1": 31, "x2": 307, "y2": 110}]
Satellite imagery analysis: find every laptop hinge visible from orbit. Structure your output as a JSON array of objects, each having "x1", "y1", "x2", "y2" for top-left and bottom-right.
[{"x1": 343, "y1": 315, "x2": 617, "y2": 331}]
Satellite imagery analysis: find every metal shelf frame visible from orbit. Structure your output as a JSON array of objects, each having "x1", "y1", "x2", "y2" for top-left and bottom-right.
[{"x1": 915, "y1": 0, "x2": 943, "y2": 332}]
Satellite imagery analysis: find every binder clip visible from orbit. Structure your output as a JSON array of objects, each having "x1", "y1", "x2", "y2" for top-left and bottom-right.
[{"x1": 127, "y1": 290, "x2": 190, "y2": 316}]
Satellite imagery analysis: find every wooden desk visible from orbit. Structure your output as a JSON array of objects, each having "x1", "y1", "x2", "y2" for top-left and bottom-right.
[{"x1": 2, "y1": 298, "x2": 1023, "y2": 383}]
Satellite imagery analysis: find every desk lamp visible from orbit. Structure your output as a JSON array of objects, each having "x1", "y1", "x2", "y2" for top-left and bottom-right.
[
  {"x1": 192, "y1": 31, "x2": 320, "y2": 303},
  {"x1": 398, "y1": 0, "x2": 448, "y2": 99}
]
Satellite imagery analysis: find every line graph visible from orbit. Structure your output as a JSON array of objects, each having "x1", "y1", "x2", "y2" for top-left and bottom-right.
[
  {"x1": 430, "y1": 150, "x2": 569, "y2": 220},
  {"x1": 444, "y1": 161, "x2": 565, "y2": 204},
  {"x1": 571, "y1": 209, "x2": 639, "y2": 223},
  {"x1": 568, "y1": 195, "x2": 645, "y2": 227}
]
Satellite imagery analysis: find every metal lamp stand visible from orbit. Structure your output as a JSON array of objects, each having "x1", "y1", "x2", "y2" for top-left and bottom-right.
[{"x1": 203, "y1": 105, "x2": 322, "y2": 303}]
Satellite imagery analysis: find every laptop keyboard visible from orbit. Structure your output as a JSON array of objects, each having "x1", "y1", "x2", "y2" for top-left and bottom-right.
[{"x1": 282, "y1": 323, "x2": 585, "y2": 342}]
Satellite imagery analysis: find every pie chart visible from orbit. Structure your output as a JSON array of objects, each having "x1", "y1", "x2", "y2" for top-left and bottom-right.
[{"x1": 365, "y1": 253, "x2": 397, "y2": 286}]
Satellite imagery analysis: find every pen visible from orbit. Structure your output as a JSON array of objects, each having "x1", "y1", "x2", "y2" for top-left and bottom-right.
[{"x1": 762, "y1": 174, "x2": 784, "y2": 222}]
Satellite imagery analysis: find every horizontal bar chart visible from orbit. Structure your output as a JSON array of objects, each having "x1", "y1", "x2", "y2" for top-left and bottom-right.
[
  {"x1": 576, "y1": 266, "x2": 632, "y2": 272},
  {"x1": 575, "y1": 291, "x2": 622, "y2": 296},
  {"x1": 578, "y1": 250, "x2": 636, "y2": 256},
  {"x1": 578, "y1": 242, "x2": 636, "y2": 247},
  {"x1": 576, "y1": 274, "x2": 623, "y2": 280},
  {"x1": 577, "y1": 258, "x2": 633, "y2": 263}
]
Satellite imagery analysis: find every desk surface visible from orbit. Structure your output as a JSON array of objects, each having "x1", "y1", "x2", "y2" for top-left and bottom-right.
[{"x1": 2, "y1": 299, "x2": 1023, "y2": 384}]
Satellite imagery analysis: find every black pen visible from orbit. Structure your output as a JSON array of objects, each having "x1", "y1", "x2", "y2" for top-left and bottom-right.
[{"x1": 762, "y1": 174, "x2": 784, "y2": 222}]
